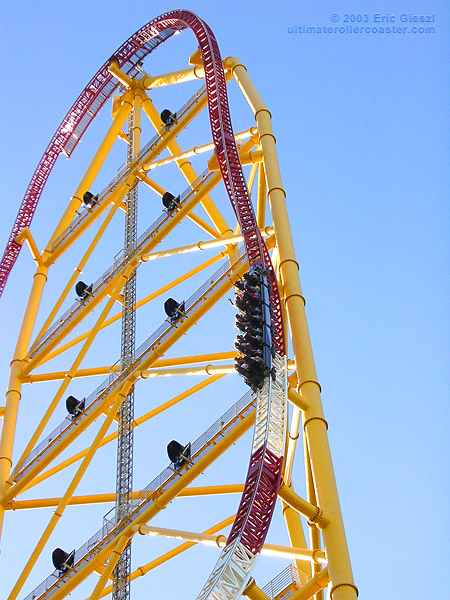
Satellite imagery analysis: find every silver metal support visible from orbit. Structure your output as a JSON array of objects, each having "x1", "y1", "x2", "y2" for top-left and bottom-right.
[{"x1": 113, "y1": 108, "x2": 138, "y2": 600}]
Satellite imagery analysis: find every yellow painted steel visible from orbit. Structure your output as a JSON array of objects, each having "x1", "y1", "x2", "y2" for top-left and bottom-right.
[
  {"x1": 14, "y1": 227, "x2": 41, "y2": 263},
  {"x1": 89, "y1": 535, "x2": 130, "y2": 600},
  {"x1": 8, "y1": 485, "x2": 244, "y2": 510},
  {"x1": 136, "y1": 172, "x2": 166, "y2": 197},
  {"x1": 42, "y1": 252, "x2": 226, "y2": 362},
  {"x1": 49, "y1": 91, "x2": 134, "y2": 248},
  {"x1": 1, "y1": 51, "x2": 356, "y2": 600},
  {"x1": 33, "y1": 191, "x2": 125, "y2": 353},
  {"x1": 256, "y1": 162, "x2": 267, "y2": 229},
  {"x1": 137, "y1": 82, "x2": 234, "y2": 237},
  {"x1": 140, "y1": 363, "x2": 235, "y2": 377},
  {"x1": 289, "y1": 568, "x2": 330, "y2": 600},
  {"x1": 142, "y1": 227, "x2": 273, "y2": 261},
  {"x1": 135, "y1": 524, "x2": 326, "y2": 563},
  {"x1": 23, "y1": 351, "x2": 237, "y2": 383},
  {"x1": 7, "y1": 385, "x2": 129, "y2": 600},
  {"x1": 142, "y1": 64, "x2": 206, "y2": 88},
  {"x1": 43, "y1": 411, "x2": 255, "y2": 600},
  {"x1": 18, "y1": 376, "x2": 225, "y2": 494},
  {"x1": 21, "y1": 167, "x2": 227, "y2": 375},
  {"x1": 10, "y1": 265, "x2": 134, "y2": 487},
  {"x1": 143, "y1": 128, "x2": 255, "y2": 171},
  {"x1": 279, "y1": 482, "x2": 330, "y2": 529},
  {"x1": 243, "y1": 579, "x2": 271, "y2": 600},
  {"x1": 95, "y1": 515, "x2": 236, "y2": 600},
  {"x1": 227, "y1": 56, "x2": 357, "y2": 600}
]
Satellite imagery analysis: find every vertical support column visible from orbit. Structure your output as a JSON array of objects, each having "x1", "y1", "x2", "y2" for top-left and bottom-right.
[
  {"x1": 0, "y1": 263, "x2": 48, "y2": 539},
  {"x1": 228, "y1": 58, "x2": 358, "y2": 600},
  {"x1": 113, "y1": 89, "x2": 141, "y2": 600}
]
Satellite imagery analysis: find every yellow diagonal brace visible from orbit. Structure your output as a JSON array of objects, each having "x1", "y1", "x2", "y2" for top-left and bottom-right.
[
  {"x1": 90, "y1": 535, "x2": 130, "y2": 600},
  {"x1": 22, "y1": 165, "x2": 227, "y2": 374},
  {"x1": 11, "y1": 265, "x2": 133, "y2": 483},
  {"x1": 278, "y1": 481, "x2": 330, "y2": 529},
  {"x1": 139, "y1": 86, "x2": 233, "y2": 236},
  {"x1": 48, "y1": 412, "x2": 254, "y2": 600},
  {"x1": 95, "y1": 515, "x2": 236, "y2": 600},
  {"x1": 33, "y1": 191, "x2": 125, "y2": 349},
  {"x1": 41, "y1": 252, "x2": 224, "y2": 363},
  {"x1": 243, "y1": 579, "x2": 271, "y2": 600},
  {"x1": 8, "y1": 485, "x2": 244, "y2": 510},
  {"x1": 7, "y1": 384, "x2": 129, "y2": 600},
  {"x1": 289, "y1": 569, "x2": 330, "y2": 600},
  {"x1": 18, "y1": 376, "x2": 224, "y2": 494}
]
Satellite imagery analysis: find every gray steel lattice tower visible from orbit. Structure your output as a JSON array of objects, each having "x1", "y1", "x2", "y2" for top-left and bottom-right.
[{"x1": 112, "y1": 108, "x2": 138, "y2": 600}]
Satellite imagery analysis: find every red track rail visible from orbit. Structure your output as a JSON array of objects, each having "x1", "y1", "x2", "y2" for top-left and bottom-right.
[{"x1": 2, "y1": 8, "x2": 286, "y2": 570}]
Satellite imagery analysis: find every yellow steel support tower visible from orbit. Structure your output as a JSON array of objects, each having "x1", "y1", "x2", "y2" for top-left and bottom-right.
[{"x1": 0, "y1": 13, "x2": 357, "y2": 600}]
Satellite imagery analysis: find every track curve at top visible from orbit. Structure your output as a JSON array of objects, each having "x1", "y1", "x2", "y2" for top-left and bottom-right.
[
  {"x1": 4, "y1": 10, "x2": 287, "y2": 599},
  {"x1": 0, "y1": 10, "x2": 284, "y2": 355}
]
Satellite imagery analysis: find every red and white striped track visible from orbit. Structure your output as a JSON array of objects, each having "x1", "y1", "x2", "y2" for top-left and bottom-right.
[{"x1": 3, "y1": 11, "x2": 288, "y2": 599}]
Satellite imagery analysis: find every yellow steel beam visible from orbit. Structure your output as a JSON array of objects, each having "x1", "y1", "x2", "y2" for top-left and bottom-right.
[
  {"x1": 140, "y1": 364, "x2": 234, "y2": 378},
  {"x1": 23, "y1": 351, "x2": 237, "y2": 383},
  {"x1": 247, "y1": 162, "x2": 259, "y2": 195},
  {"x1": 47, "y1": 411, "x2": 254, "y2": 600},
  {"x1": 0, "y1": 261, "x2": 50, "y2": 536},
  {"x1": 136, "y1": 171, "x2": 166, "y2": 196},
  {"x1": 139, "y1": 84, "x2": 233, "y2": 237},
  {"x1": 227, "y1": 56, "x2": 357, "y2": 600},
  {"x1": 135, "y1": 524, "x2": 326, "y2": 563},
  {"x1": 21, "y1": 162, "x2": 228, "y2": 375},
  {"x1": 18, "y1": 376, "x2": 224, "y2": 494},
  {"x1": 11, "y1": 265, "x2": 133, "y2": 485},
  {"x1": 42, "y1": 252, "x2": 225, "y2": 363},
  {"x1": 279, "y1": 482, "x2": 330, "y2": 529},
  {"x1": 243, "y1": 579, "x2": 271, "y2": 600},
  {"x1": 256, "y1": 162, "x2": 266, "y2": 229},
  {"x1": 7, "y1": 384, "x2": 129, "y2": 600},
  {"x1": 26, "y1": 133, "x2": 257, "y2": 374},
  {"x1": 304, "y1": 443, "x2": 324, "y2": 600},
  {"x1": 288, "y1": 387, "x2": 310, "y2": 412},
  {"x1": 32, "y1": 191, "x2": 125, "y2": 349},
  {"x1": 141, "y1": 64, "x2": 206, "y2": 88},
  {"x1": 8, "y1": 485, "x2": 244, "y2": 510},
  {"x1": 14, "y1": 227, "x2": 41, "y2": 264},
  {"x1": 142, "y1": 128, "x2": 255, "y2": 171},
  {"x1": 89, "y1": 535, "x2": 130, "y2": 600},
  {"x1": 46, "y1": 179, "x2": 129, "y2": 264},
  {"x1": 142, "y1": 227, "x2": 273, "y2": 261},
  {"x1": 281, "y1": 500, "x2": 311, "y2": 580},
  {"x1": 289, "y1": 569, "x2": 330, "y2": 600},
  {"x1": 47, "y1": 91, "x2": 134, "y2": 251},
  {"x1": 96, "y1": 515, "x2": 236, "y2": 600}
]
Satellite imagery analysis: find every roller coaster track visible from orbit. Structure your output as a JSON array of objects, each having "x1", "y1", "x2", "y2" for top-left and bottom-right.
[{"x1": 4, "y1": 10, "x2": 289, "y2": 600}]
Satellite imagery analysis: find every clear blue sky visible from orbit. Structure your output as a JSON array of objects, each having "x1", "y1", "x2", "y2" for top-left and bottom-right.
[{"x1": 0, "y1": 2, "x2": 449, "y2": 599}]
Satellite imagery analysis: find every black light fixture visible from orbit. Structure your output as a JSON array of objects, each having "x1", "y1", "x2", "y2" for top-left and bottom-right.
[
  {"x1": 75, "y1": 281, "x2": 93, "y2": 300},
  {"x1": 164, "y1": 298, "x2": 185, "y2": 323},
  {"x1": 52, "y1": 548, "x2": 75, "y2": 573},
  {"x1": 66, "y1": 395, "x2": 85, "y2": 418},
  {"x1": 160, "y1": 109, "x2": 176, "y2": 127},
  {"x1": 82, "y1": 191, "x2": 98, "y2": 209},
  {"x1": 162, "y1": 191, "x2": 180, "y2": 212},
  {"x1": 167, "y1": 440, "x2": 191, "y2": 469}
]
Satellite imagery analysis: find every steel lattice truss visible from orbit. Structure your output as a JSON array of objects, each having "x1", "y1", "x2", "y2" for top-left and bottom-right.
[{"x1": 0, "y1": 10, "x2": 357, "y2": 600}]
